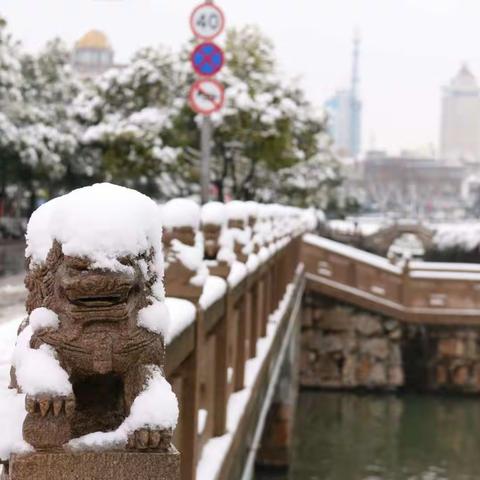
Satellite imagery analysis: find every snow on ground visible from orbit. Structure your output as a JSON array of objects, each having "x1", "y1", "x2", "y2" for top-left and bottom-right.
[
  {"x1": 328, "y1": 218, "x2": 386, "y2": 236},
  {"x1": 433, "y1": 222, "x2": 480, "y2": 251},
  {"x1": 0, "y1": 316, "x2": 27, "y2": 461}
]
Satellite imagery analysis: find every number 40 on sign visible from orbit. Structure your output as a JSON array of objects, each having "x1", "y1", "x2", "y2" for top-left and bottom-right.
[{"x1": 190, "y1": 2, "x2": 225, "y2": 40}]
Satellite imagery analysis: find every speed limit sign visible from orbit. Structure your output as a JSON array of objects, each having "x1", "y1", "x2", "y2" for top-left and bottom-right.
[{"x1": 190, "y1": 3, "x2": 225, "y2": 41}]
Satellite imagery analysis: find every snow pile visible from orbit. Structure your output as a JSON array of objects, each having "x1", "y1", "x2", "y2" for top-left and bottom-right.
[
  {"x1": 433, "y1": 223, "x2": 480, "y2": 251},
  {"x1": 162, "y1": 198, "x2": 201, "y2": 230},
  {"x1": 0, "y1": 317, "x2": 28, "y2": 462},
  {"x1": 226, "y1": 201, "x2": 248, "y2": 224},
  {"x1": 13, "y1": 326, "x2": 72, "y2": 396},
  {"x1": 170, "y1": 239, "x2": 209, "y2": 287},
  {"x1": 26, "y1": 183, "x2": 164, "y2": 276},
  {"x1": 138, "y1": 301, "x2": 171, "y2": 337},
  {"x1": 201, "y1": 202, "x2": 227, "y2": 227},
  {"x1": 0, "y1": 389, "x2": 29, "y2": 461},
  {"x1": 245, "y1": 201, "x2": 259, "y2": 220},
  {"x1": 123, "y1": 367, "x2": 178, "y2": 431},
  {"x1": 29, "y1": 307, "x2": 59, "y2": 332},
  {"x1": 199, "y1": 277, "x2": 227, "y2": 310},
  {"x1": 228, "y1": 262, "x2": 248, "y2": 287},
  {"x1": 69, "y1": 366, "x2": 178, "y2": 451},
  {"x1": 164, "y1": 298, "x2": 197, "y2": 344}
]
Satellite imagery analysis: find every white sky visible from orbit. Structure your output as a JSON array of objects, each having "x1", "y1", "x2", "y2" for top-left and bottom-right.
[{"x1": 1, "y1": 0, "x2": 479, "y2": 154}]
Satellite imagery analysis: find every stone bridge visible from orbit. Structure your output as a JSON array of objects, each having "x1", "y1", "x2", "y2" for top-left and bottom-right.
[
  {"x1": 5, "y1": 226, "x2": 480, "y2": 480},
  {"x1": 165, "y1": 233, "x2": 480, "y2": 480}
]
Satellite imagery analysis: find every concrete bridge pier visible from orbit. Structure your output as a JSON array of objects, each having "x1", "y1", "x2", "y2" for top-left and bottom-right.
[{"x1": 255, "y1": 317, "x2": 300, "y2": 473}]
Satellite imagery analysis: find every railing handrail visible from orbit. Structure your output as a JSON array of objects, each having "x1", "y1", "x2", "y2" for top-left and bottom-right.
[{"x1": 303, "y1": 233, "x2": 480, "y2": 325}]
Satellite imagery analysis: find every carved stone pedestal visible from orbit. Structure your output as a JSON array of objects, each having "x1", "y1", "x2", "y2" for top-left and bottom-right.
[{"x1": 9, "y1": 448, "x2": 180, "y2": 480}]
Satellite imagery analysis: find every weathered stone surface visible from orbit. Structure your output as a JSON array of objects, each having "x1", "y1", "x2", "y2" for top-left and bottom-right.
[
  {"x1": 360, "y1": 338, "x2": 389, "y2": 360},
  {"x1": 435, "y1": 365, "x2": 448, "y2": 385},
  {"x1": 318, "y1": 334, "x2": 348, "y2": 354},
  {"x1": 388, "y1": 366, "x2": 404, "y2": 386},
  {"x1": 318, "y1": 308, "x2": 353, "y2": 331},
  {"x1": 300, "y1": 302, "x2": 404, "y2": 391},
  {"x1": 453, "y1": 365, "x2": 470, "y2": 386},
  {"x1": 366, "y1": 363, "x2": 387, "y2": 386},
  {"x1": 355, "y1": 314, "x2": 382, "y2": 337},
  {"x1": 9, "y1": 449, "x2": 180, "y2": 480},
  {"x1": 437, "y1": 338, "x2": 465, "y2": 358}
]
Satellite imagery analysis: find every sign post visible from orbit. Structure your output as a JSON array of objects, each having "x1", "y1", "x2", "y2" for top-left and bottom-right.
[
  {"x1": 189, "y1": 1, "x2": 225, "y2": 204},
  {"x1": 200, "y1": 116, "x2": 212, "y2": 206}
]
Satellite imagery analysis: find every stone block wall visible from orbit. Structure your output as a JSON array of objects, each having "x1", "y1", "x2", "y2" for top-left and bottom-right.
[
  {"x1": 300, "y1": 294, "x2": 403, "y2": 390},
  {"x1": 404, "y1": 325, "x2": 480, "y2": 393}
]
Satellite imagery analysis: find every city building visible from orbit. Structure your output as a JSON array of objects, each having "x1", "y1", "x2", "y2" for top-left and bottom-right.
[
  {"x1": 325, "y1": 33, "x2": 362, "y2": 158},
  {"x1": 440, "y1": 64, "x2": 480, "y2": 164},
  {"x1": 72, "y1": 30, "x2": 114, "y2": 76},
  {"x1": 361, "y1": 152, "x2": 466, "y2": 218}
]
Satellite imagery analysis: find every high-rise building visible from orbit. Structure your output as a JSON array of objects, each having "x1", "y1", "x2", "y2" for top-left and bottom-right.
[
  {"x1": 72, "y1": 30, "x2": 114, "y2": 76},
  {"x1": 325, "y1": 33, "x2": 362, "y2": 158},
  {"x1": 440, "y1": 64, "x2": 480, "y2": 163}
]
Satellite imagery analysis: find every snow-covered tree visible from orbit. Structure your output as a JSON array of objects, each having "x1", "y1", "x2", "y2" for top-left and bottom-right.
[
  {"x1": 76, "y1": 47, "x2": 191, "y2": 198},
  {"x1": 173, "y1": 25, "x2": 341, "y2": 202}
]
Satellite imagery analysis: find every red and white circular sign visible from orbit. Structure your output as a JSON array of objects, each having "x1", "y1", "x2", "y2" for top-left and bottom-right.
[
  {"x1": 190, "y1": 3, "x2": 225, "y2": 41},
  {"x1": 189, "y1": 79, "x2": 225, "y2": 115}
]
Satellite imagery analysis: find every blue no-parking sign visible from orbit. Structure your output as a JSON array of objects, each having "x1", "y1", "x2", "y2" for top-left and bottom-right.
[{"x1": 191, "y1": 42, "x2": 224, "y2": 77}]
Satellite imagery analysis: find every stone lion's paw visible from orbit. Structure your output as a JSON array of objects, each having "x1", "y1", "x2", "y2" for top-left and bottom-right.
[
  {"x1": 127, "y1": 428, "x2": 172, "y2": 451},
  {"x1": 25, "y1": 393, "x2": 75, "y2": 418}
]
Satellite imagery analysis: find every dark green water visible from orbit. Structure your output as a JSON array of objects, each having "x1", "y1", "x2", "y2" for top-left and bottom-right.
[{"x1": 258, "y1": 391, "x2": 480, "y2": 480}]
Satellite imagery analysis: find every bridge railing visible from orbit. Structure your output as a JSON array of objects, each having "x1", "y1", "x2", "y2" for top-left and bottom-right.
[
  {"x1": 303, "y1": 233, "x2": 480, "y2": 324},
  {"x1": 163, "y1": 210, "x2": 306, "y2": 480}
]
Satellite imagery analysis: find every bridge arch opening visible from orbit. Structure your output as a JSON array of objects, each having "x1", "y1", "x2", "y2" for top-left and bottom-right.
[{"x1": 387, "y1": 232, "x2": 426, "y2": 260}]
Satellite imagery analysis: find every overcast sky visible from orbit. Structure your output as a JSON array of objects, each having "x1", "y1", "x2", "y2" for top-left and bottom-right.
[{"x1": 2, "y1": 0, "x2": 480, "y2": 154}]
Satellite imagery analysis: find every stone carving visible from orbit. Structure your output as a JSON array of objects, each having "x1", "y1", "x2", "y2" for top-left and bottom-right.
[{"x1": 10, "y1": 240, "x2": 171, "y2": 452}]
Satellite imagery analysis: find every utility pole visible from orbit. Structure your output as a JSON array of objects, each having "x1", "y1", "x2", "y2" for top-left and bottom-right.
[{"x1": 200, "y1": 116, "x2": 212, "y2": 204}]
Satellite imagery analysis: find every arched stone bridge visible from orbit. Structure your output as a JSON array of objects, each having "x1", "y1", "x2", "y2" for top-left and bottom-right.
[{"x1": 363, "y1": 222, "x2": 435, "y2": 256}]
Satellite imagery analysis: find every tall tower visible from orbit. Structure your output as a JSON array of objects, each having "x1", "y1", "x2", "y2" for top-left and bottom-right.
[
  {"x1": 350, "y1": 31, "x2": 362, "y2": 158},
  {"x1": 325, "y1": 31, "x2": 362, "y2": 158}
]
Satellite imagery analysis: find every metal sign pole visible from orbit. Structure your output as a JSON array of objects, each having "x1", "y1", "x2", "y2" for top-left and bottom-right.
[
  {"x1": 202, "y1": 0, "x2": 213, "y2": 204},
  {"x1": 200, "y1": 115, "x2": 212, "y2": 204}
]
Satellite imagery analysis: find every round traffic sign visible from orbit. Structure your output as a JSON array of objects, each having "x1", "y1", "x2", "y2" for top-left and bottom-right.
[
  {"x1": 190, "y1": 3, "x2": 225, "y2": 41},
  {"x1": 191, "y1": 42, "x2": 224, "y2": 77},
  {"x1": 189, "y1": 79, "x2": 225, "y2": 115}
]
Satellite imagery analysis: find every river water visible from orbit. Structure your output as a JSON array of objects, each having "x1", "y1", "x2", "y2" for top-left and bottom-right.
[{"x1": 257, "y1": 391, "x2": 480, "y2": 480}]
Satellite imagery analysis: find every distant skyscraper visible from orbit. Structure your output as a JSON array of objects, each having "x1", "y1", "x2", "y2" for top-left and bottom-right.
[
  {"x1": 440, "y1": 64, "x2": 480, "y2": 163},
  {"x1": 325, "y1": 33, "x2": 362, "y2": 158},
  {"x1": 72, "y1": 30, "x2": 114, "y2": 76}
]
